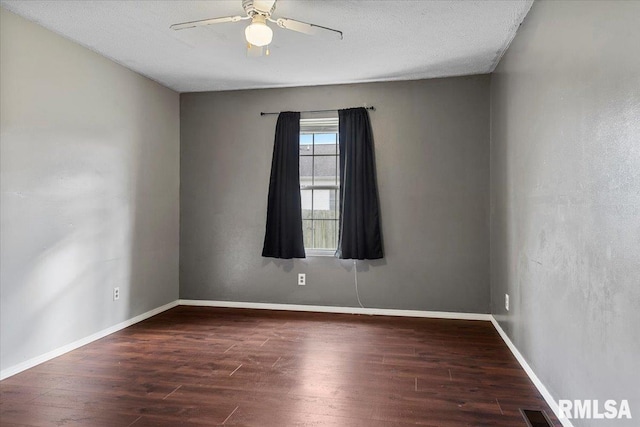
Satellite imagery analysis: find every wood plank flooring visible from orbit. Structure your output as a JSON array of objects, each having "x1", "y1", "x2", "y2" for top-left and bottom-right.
[{"x1": 0, "y1": 306, "x2": 561, "y2": 426}]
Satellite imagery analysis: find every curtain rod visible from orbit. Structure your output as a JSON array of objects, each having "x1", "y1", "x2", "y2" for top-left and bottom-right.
[{"x1": 260, "y1": 106, "x2": 375, "y2": 116}]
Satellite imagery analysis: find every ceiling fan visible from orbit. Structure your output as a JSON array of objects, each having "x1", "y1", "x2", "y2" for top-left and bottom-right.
[{"x1": 170, "y1": 0, "x2": 343, "y2": 57}]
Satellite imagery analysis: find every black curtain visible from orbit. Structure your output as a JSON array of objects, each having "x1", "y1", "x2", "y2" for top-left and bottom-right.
[
  {"x1": 262, "y1": 112, "x2": 305, "y2": 259},
  {"x1": 337, "y1": 108, "x2": 384, "y2": 260}
]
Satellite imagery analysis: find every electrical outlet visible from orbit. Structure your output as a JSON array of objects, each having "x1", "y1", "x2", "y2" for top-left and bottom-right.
[
  {"x1": 505, "y1": 293, "x2": 509, "y2": 311},
  {"x1": 297, "y1": 273, "x2": 306, "y2": 286},
  {"x1": 113, "y1": 287, "x2": 120, "y2": 301}
]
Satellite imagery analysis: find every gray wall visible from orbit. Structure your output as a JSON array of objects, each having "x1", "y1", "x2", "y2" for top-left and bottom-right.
[
  {"x1": 0, "y1": 9, "x2": 180, "y2": 373},
  {"x1": 490, "y1": 1, "x2": 640, "y2": 424},
  {"x1": 180, "y1": 76, "x2": 490, "y2": 313}
]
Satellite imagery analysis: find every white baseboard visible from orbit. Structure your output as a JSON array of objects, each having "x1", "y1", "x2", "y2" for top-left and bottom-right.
[
  {"x1": 0, "y1": 300, "x2": 179, "y2": 380},
  {"x1": 178, "y1": 299, "x2": 492, "y2": 321},
  {"x1": 490, "y1": 316, "x2": 574, "y2": 427}
]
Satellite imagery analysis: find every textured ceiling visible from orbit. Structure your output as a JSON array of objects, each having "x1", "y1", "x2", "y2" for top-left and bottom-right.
[{"x1": 1, "y1": 0, "x2": 533, "y2": 93}]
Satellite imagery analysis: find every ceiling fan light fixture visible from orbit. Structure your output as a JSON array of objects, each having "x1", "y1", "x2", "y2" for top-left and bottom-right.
[
  {"x1": 245, "y1": 16, "x2": 272, "y2": 47},
  {"x1": 171, "y1": 0, "x2": 344, "y2": 57}
]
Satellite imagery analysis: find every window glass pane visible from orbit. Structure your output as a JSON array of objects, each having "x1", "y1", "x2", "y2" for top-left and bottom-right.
[
  {"x1": 300, "y1": 136, "x2": 313, "y2": 156},
  {"x1": 314, "y1": 141, "x2": 337, "y2": 156},
  {"x1": 299, "y1": 156, "x2": 313, "y2": 186},
  {"x1": 314, "y1": 133, "x2": 336, "y2": 145},
  {"x1": 300, "y1": 145, "x2": 313, "y2": 156},
  {"x1": 313, "y1": 154, "x2": 336, "y2": 184},
  {"x1": 330, "y1": 189, "x2": 338, "y2": 213},
  {"x1": 302, "y1": 220, "x2": 314, "y2": 249},
  {"x1": 300, "y1": 189, "x2": 313, "y2": 219},
  {"x1": 313, "y1": 190, "x2": 337, "y2": 219},
  {"x1": 313, "y1": 220, "x2": 338, "y2": 249}
]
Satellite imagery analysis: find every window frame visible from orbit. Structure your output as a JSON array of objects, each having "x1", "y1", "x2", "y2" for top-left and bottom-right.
[{"x1": 299, "y1": 118, "x2": 340, "y2": 256}]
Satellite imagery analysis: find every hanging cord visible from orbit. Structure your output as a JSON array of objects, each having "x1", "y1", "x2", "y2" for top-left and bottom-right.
[{"x1": 354, "y1": 259, "x2": 365, "y2": 309}]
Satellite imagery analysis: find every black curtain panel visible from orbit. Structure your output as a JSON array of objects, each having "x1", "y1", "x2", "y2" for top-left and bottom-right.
[
  {"x1": 262, "y1": 111, "x2": 306, "y2": 259},
  {"x1": 337, "y1": 108, "x2": 384, "y2": 260}
]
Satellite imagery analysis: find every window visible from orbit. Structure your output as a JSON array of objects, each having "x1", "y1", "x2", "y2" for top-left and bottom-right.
[{"x1": 299, "y1": 117, "x2": 339, "y2": 254}]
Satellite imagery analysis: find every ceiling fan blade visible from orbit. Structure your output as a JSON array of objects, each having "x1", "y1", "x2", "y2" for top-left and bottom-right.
[
  {"x1": 170, "y1": 15, "x2": 246, "y2": 31},
  {"x1": 247, "y1": 43, "x2": 266, "y2": 58},
  {"x1": 275, "y1": 18, "x2": 343, "y2": 40}
]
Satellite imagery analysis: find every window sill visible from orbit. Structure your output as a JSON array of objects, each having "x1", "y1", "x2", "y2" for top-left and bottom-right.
[{"x1": 305, "y1": 249, "x2": 336, "y2": 257}]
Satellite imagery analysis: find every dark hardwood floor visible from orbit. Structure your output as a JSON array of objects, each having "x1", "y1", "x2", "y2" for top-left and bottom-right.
[{"x1": 1, "y1": 306, "x2": 560, "y2": 426}]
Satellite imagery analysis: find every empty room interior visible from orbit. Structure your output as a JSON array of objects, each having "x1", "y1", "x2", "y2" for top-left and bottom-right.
[{"x1": 1, "y1": 0, "x2": 638, "y2": 426}]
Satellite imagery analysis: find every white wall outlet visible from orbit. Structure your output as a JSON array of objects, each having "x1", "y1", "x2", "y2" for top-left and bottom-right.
[
  {"x1": 505, "y1": 293, "x2": 509, "y2": 311},
  {"x1": 297, "y1": 273, "x2": 306, "y2": 286},
  {"x1": 113, "y1": 287, "x2": 120, "y2": 301}
]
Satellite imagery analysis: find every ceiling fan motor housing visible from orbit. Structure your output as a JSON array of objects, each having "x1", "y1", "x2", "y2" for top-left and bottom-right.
[{"x1": 242, "y1": 0, "x2": 276, "y2": 18}]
